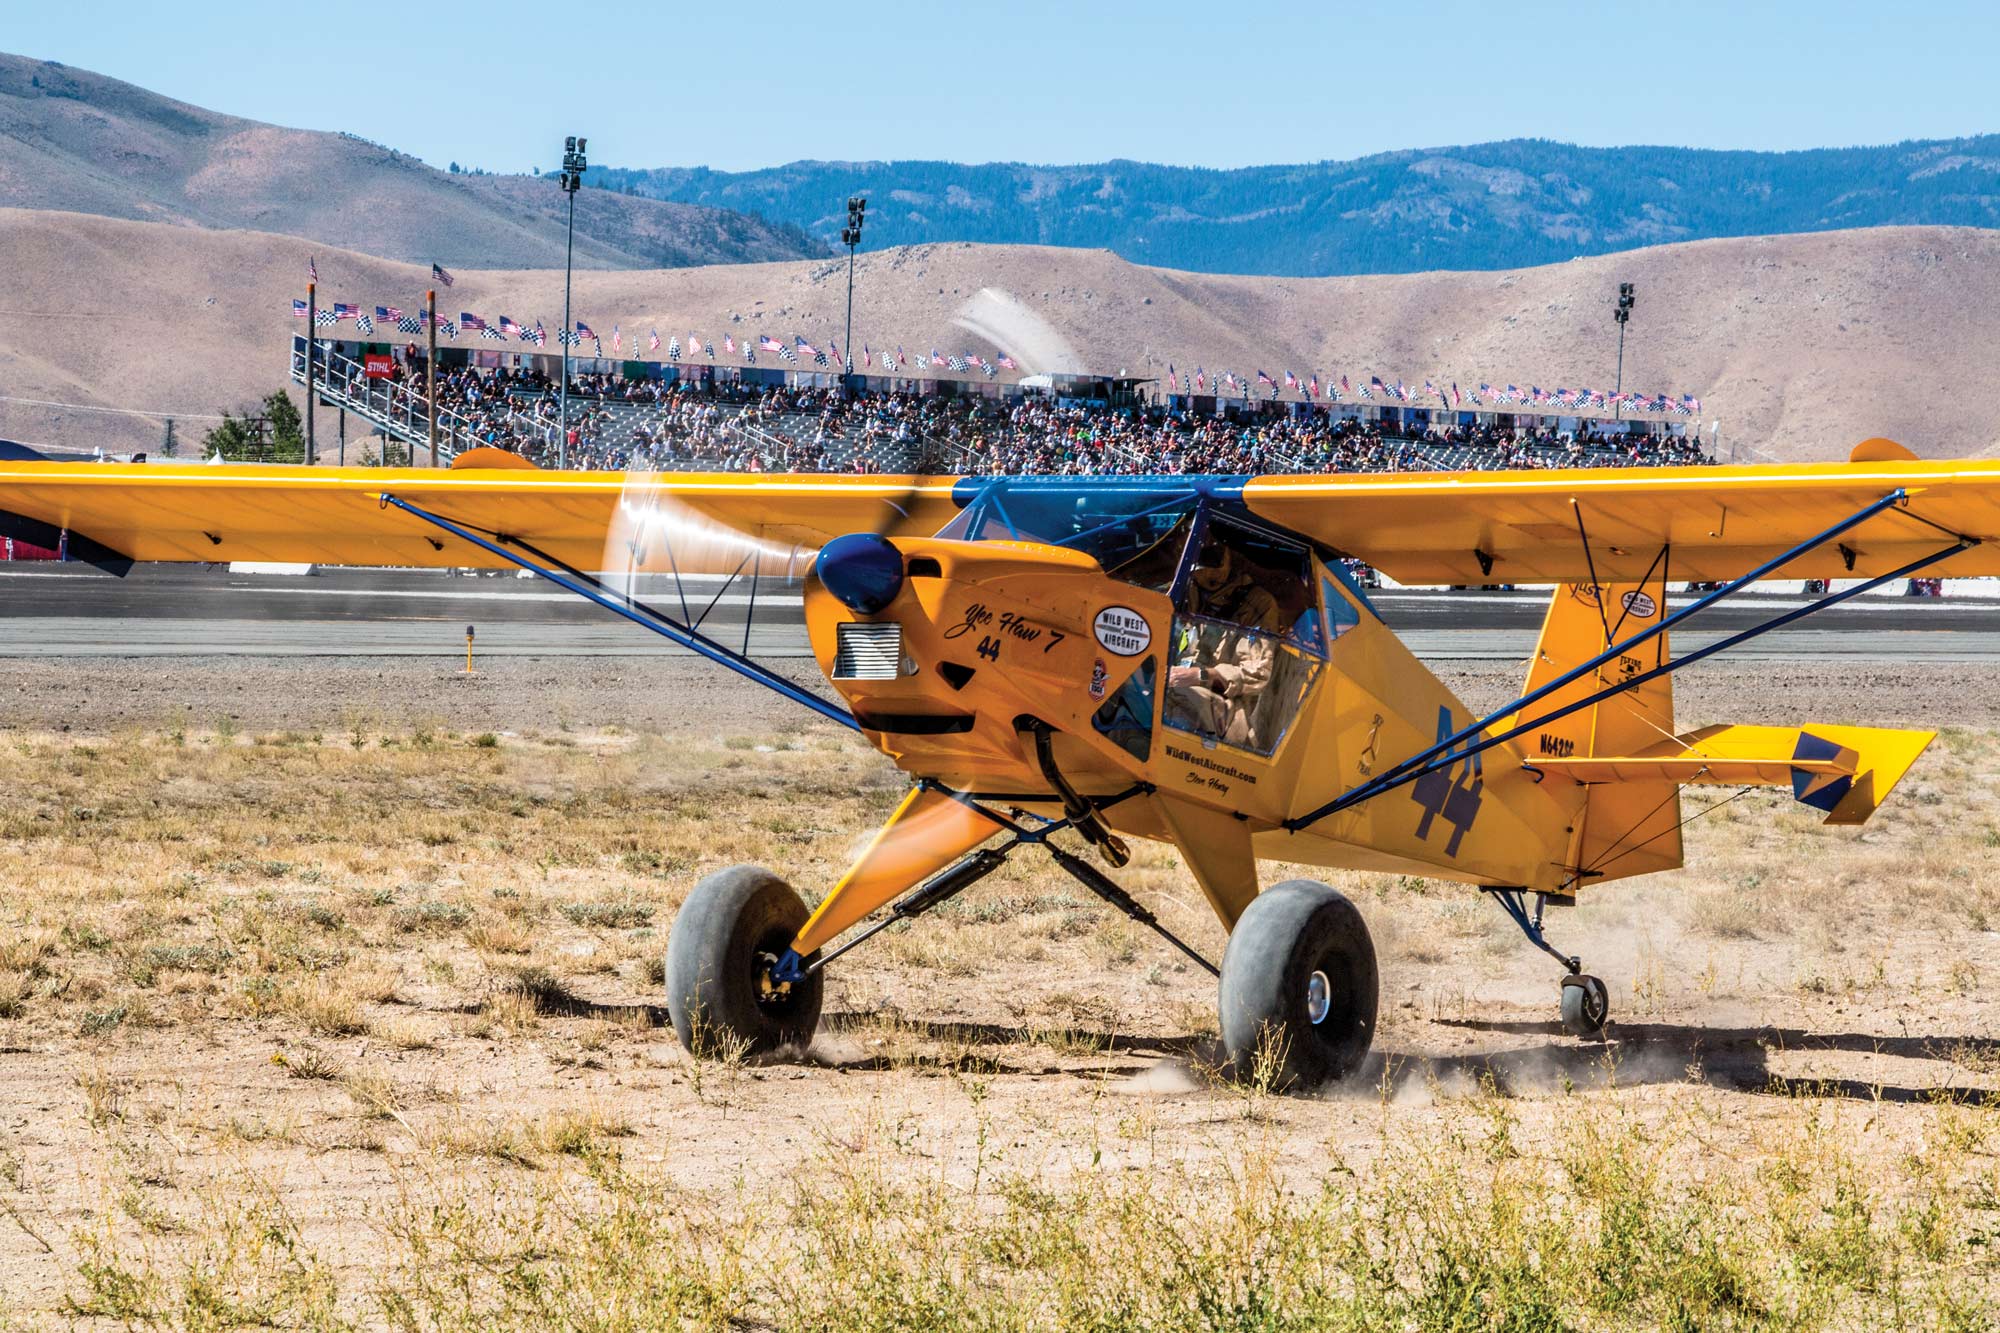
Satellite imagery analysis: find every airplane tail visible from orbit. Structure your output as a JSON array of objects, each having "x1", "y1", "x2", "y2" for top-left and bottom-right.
[
  {"x1": 1512, "y1": 568, "x2": 1682, "y2": 888},
  {"x1": 1516, "y1": 573, "x2": 1933, "y2": 890}
]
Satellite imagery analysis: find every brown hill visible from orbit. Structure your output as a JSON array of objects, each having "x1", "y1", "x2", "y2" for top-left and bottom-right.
[
  {"x1": 0, "y1": 53, "x2": 821, "y2": 270},
  {"x1": 2, "y1": 208, "x2": 1996, "y2": 463}
]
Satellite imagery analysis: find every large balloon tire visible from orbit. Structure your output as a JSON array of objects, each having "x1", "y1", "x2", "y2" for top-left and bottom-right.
[
  {"x1": 1217, "y1": 879, "x2": 1379, "y2": 1090},
  {"x1": 664, "y1": 865, "x2": 823, "y2": 1057}
]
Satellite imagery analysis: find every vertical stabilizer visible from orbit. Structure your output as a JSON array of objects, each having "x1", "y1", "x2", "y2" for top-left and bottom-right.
[{"x1": 1514, "y1": 569, "x2": 1681, "y2": 887}]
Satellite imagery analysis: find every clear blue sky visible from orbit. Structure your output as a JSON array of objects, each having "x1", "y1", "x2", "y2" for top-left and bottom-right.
[{"x1": 15, "y1": 1, "x2": 1999, "y2": 173}]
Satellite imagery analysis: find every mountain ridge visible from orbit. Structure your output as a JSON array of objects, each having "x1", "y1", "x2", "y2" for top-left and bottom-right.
[
  {"x1": 0, "y1": 52, "x2": 826, "y2": 270},
  {"x1": 592, "y1": 137, "x2": 2000, "y2": 276}
]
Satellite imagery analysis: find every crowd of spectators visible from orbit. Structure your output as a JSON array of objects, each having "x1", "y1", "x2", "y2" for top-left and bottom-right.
[{"x1": 389, "y1": 362, "x2": 1715, "y2": 476}]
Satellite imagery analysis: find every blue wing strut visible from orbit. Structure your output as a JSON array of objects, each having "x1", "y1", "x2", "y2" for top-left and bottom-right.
[{"x1": 378, "y1": 492, "x2": 859, "y2": 731}]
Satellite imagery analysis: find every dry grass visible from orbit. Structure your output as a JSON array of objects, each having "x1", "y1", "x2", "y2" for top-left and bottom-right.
[{"x1": 0, "y1": 720, "x2": 1995, "y2": 1324}]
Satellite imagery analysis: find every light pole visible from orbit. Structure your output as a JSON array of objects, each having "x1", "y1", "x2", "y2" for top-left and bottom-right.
[
  {"x1": 840, "y1": 196, "x2": 866, "y2": 396},
  {"x1": 1612, "y1": 281, "x2": 1635, "y2": 422},
  {"x1": 557, "y1": 135, "x2": 588, "y2": 468}
]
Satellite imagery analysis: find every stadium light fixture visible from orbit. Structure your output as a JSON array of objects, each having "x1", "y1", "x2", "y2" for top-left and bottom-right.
[
  {"x1": 840, "y1": 196, "x2": 866, "y2": 395},
  {"x1": 1612, "y1": 281, "x2": 1636, "y2": 422},
  {"x1": 557, "y1": 136, "x2": 588, "y2": 467}
]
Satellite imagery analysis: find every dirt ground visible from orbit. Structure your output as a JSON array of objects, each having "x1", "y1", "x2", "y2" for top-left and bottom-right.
[{"x1": 0, "y1": 655, "x2": 1995, "y2": 1326}]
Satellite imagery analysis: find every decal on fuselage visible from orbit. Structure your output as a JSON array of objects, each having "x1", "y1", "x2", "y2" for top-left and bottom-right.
[{"x1": 1410, "y1": 705, "x2": 1483, "y2": 857}]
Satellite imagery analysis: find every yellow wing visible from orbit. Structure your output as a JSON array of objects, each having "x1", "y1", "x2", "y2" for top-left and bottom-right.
[
  {"x1": 0, "y1": 462, "x2": 965, "y2": 572},
  {"x1": 1243, "y1": 452, "x2": 2000, "y2": 583}
]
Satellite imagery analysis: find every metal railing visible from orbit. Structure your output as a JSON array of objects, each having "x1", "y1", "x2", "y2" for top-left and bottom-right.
[{"x1": 288, "y1": 338, "x2": 471, "y2": 463}]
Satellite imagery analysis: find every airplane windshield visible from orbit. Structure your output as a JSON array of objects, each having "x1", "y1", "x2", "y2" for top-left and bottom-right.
[{"x1": 934, "y1": 480, "x2": 1203, "y2": 582}]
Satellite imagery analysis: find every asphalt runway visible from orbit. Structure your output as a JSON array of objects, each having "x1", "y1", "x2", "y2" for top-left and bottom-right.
[{"x1": 4, "y1": 563, "x2": 2000, "y2": 662}]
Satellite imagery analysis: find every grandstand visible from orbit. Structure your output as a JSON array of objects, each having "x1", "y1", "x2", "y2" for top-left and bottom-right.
[{"x1": 286, "y1": 335, "x2": 1713, "y2": 476}]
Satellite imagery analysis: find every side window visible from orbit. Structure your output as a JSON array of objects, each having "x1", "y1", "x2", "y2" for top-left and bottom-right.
[{"x1": 1320, "y1": 574, "x2": 1362, "y2": 644}]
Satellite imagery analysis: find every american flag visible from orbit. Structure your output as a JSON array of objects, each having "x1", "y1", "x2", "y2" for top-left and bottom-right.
[
  {"x1": 576, "y1": 322, "x2": 596, "y2": 342},
  {"x1": 292, "y1": 299, "x2": 308, "y2": 319},
  {"x1": 929, "y1": 349, "x2": 946, "y2": 367},
  {"x1": 1423, "y1": 379, "x2": 1439, "y2": 403},
  {"x1": 397, "y1": 315, "x2": 421, "y2": 334},
  {"x1": 500, "y1": 316, "x2": 522, "y2": 336},
  {"x1": 1167, "y1": 364, "x2": 1178, "y2": 391},
  {"x1": 530, "y1": 322, "x2": 547, "y2": 346},
  {"x1": 1363, "y1": 376, "x2": 1379, "y2": 400},
  {"x1": 896, "y1": 346, "x2": 908, "y2": 366},
  {"x1": 1340, "y1": 375, "x2": 1351, "y2": 399},
  {"x1": 649, "y1": 329, "x2": 660, "y2": 352},
  {"x1": 967, "y1": 354, "x2": 986, "y2": 370},
  {"x1": 829, "y1": 341, "x2": 843, "y2": 368},
  {"x1": 667, "y1": 336, "x2": 681, "y2": 361},
  {"x1": 460, "y1": 313, "x2": 487, "y2": 331},
  {"x1": 332, "y1": 303, "x2": 358, "y2": 320},
  {"x1": 997, "y1": 354, "x2": 1016, "y2": 370},
  {"x1": 376, "y1": 306, "x2": 402, "y2": 323},
  {"x1": 796, "y1": 336, "x2": 819, "y2": 356},
  {"x1": 1284, "y1": 370, "x2": 1298, "y2": 391},
  {"x1": 1256, "y1": 370, "x2": 1274, "y2": 387},
  {"x1": 308, "y1": 256, "x2": 318, "y2": 283},
  {"x1": 432, "y1": 262, "x2": 454, "y2": 288},
  {"x1": 759, "y1": 336, "x2": 783, "y2": 353},
  {"x1": 315, "y1": 308, "x2": 337, "y2": 327},
  {"x1": 1452, "y1": 383, "x2": 1462, "y2": 407},
  {"x1": 1306, "y1": 374, "x2": 1319, "y2": 400},
  {"x1": 610, "y1": 326, "x2": 622, "y2": 354},
  {"x1": 724, "y1": 334, "x2": 736, "y2": 354},
  {"x1": 355, "y1": 312, "x2": 374, "y2": 334},
  {"x1": 1194, "y1": 367, "x2": 1205, "y2": 391}
]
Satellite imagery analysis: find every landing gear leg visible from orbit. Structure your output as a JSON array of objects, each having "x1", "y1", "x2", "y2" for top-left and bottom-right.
[{"x1": 1482, "y1": 887, "x2": 1609, "y2": 1040}]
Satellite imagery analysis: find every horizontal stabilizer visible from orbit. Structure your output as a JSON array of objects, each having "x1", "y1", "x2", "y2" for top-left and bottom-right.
[{"x1": 1531, "y1": 723, "x2": 1934, "y2": 826}]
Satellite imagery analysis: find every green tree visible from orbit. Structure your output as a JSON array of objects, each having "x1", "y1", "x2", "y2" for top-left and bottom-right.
[
  {"x1": 200, "y1": 412, "x2": 259, "y2": 460},
  {"x1": 263, "y1": 391, "x2": 305, "y2": 464}
]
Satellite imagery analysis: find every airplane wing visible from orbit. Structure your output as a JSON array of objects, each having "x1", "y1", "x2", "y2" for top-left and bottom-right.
[
  {"x1": 0, "y1": 462, "x2": 964, "y2": 573},
  {"x1": 1243, "y1": 449, "x2": 2000, "y2": 583}
]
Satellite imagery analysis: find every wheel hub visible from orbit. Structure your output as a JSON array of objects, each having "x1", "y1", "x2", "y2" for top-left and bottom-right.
[{"x1": 1305, "y1": 969, "x2": 1332, "y2": 1025}]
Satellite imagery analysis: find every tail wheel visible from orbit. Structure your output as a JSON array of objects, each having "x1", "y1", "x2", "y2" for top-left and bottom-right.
[
  {"x1": 664, "y1": 865, "x2": 823, "y2": 1057},
  {"x1": 1217, "y1": 879, "x2": 1378, "y2": 1089},
  {"x1": 1559, "y1": 973, "x2": 1610, "y2": 1039}
]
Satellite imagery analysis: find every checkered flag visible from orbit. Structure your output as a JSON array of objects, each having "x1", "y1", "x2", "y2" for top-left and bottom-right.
[
  {"x1": 481, "y1": 326, "x2": 504, "y2": 341},
  {"x1": 813, "y1": 349, "x2": 828, "y2": 366},
  {"x1": 947, "y1": 355, "x2": 968, "y2": 372},
  {"x1": 667, "y1": 337, "x2": 681, "y2": 362},
  {"x1": 557, "y1": 330, "x2": 577, "y2": 347},
  {"x1": 705, "y1": 342, "x2": 716, "y2": 359},
  {"x1": 355, "y1": 312, "x2": 374, "y2": 334},
  {"x1": 315, "y1": 309, "x2": 337, "y2": 327},
  {"x1": 777, "y1": 343, "x2": 796, "y2": 363},
  {"x1": 440, "y1": 319, "x2": 457, "y2": 338},
  {"x1": 397, "y1": 316, "x2": 421, "y2": 334}
]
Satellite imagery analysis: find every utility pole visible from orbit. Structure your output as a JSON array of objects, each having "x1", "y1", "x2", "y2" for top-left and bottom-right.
[
  {"x1": 426, "y1": 287, "x2": 438, "y2": 465},
  {"x1": 1612, "y1": 281, "x2": 1635, "y2": 422},
  {"x1": 305, "y1": 281, "x2": 316, "y2": 463},
  {"x1": 557, "y1": 136, "x2": 588, "y2": 469},
  {"x1": 840, "y1": 196, "x2": 866, "y2": 397}
]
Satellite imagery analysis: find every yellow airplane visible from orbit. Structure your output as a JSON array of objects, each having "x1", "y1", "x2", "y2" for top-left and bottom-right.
[{"x1": 2, "y1": 436, "x2": 1995, "y2": 1087}]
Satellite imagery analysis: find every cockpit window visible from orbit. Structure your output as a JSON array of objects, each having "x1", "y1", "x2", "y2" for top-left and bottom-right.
[{"x1": 934, "y1": 480, "x2": 1202, "y2": 588}]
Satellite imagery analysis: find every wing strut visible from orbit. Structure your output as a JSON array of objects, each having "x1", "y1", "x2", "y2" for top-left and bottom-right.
[
  {"x1": 1284, "y1": 488, "x2": 1970, "y2": 834},
  {"x1": 377, "y1": 492, "x2": 858, "y2": 731}
]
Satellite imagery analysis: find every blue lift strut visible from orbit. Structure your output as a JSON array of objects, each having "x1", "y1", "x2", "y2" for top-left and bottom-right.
[
  {"x1": 1286, "y1": 532, "x2": 1974, "y2": 834},
  {"x1": 1286, "y1": 487, "x2": 1914, "y2": 832},
  {"x1": 377, "y1": 492, "x2": 859, "y2": 732}
]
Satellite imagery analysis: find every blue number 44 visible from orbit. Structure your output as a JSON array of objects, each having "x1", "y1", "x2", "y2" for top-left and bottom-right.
[{"x1": 1410, "y1": 706, "x2": 1483, "y2": 856}]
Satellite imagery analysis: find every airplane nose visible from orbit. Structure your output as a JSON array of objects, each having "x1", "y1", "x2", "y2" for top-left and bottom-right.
[{"x1": 815, "y1": 533, "x2": 904, "y2": 614}]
